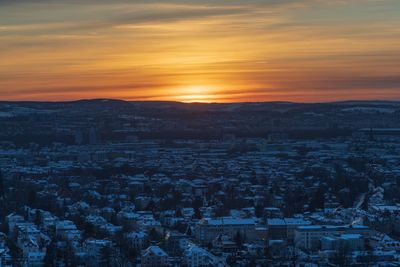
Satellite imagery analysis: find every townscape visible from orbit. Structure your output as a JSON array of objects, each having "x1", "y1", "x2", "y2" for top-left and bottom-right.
[{"x1": 0, "y1": 100, "x2": 400, "y2": 266}]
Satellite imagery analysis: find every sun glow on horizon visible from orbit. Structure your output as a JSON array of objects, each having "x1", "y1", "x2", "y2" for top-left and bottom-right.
[{"x1": 172, "y1": 85, "x2": 220, "y2": 103}]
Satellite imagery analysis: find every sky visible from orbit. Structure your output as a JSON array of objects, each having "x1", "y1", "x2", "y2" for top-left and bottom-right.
[{"x1": 0, "y1": 0, "x2": 399, "y2": 103}]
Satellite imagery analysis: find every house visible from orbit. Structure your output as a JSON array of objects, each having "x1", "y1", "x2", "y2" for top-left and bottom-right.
[
  {"x1": 125, "y1": 231, "x2": 149, "y2": 251},
  {"x1": 40, "y1": 212, "x2": 58, "y2": 230},
  {"x1": 0, "y1": 244, "x2": 12, "y2": 267},
  {"x1": 83, "y1": 238, "x2": 112, "y2": 266},
  {"x1": 141, "y1": 246, "x2": 169, "y2": 267},
  {"x1": 183, "y1": 243, "x2": 226, "y2": 267},
  {"x1": 160, "y1": 210, "x2": 181, "y2": 227},
  {"x1": 181, "y1": 208, "x2": 195, "y2": 218},
  {"x1": 164, "y1": 231, "x2": 189, "y2": 256},
  {"x1": 55, "y1": 220, "x2": 78, "y2": 240},
  {"x1": 24, "y1": 251, "x2": 46, "y2": 267},
  {"x1": 117, "y1": 210, "x2": 139, "y2": 228},
  {"x1": 211, "y1": 235, "x2": 237, "y2": 253},
  {"x1": 5, "y1": 213, "x2": 24, "y2": 235}
]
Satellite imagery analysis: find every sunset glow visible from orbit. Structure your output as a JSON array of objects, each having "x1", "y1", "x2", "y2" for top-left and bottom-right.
[{"x1": 1, "y1": 0, "x2": 400, "y2": 102}]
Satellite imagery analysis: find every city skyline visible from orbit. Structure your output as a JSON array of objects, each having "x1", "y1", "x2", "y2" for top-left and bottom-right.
[{"x1": 1, "y1": 0, "x2": 400, "y2": 102}]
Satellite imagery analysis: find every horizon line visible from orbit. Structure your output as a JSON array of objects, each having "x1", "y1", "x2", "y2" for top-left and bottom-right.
[{"x1": 0, "y1": 98, "x2": 400, "y2": 105}]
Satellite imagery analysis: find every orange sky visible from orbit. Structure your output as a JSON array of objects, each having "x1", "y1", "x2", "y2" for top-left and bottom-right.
[{"x1": 1, "y1": 0, "x2": 400, "y2": 102}]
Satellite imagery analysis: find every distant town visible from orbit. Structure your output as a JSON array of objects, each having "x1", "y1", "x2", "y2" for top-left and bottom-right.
[{"x1": 0, "y1": 100, "x2": 399, "y2": 266}]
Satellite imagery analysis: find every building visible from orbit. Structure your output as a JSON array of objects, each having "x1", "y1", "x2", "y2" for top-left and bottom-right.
[
  {"x1": 125, "y1": 231, "x2": 148, "y2": 251},
  {"x1": 294, "y1": 225, "x2": 373, "y2": 251},
  {"x1": 24, "y1": 251, "x2": 46, "y2": 267},
  {"x1": 267, "y1": 218, "x2": 311, "y2": 243},
  {"x1": 164, "y1": 231, "x2": 189, "y2": 256},
  {"x1": 0, "y1": 248, "x2": 12, "y2": 267},
  {"x1": 5, "y1": 213, "x2": 24, "y2": 235},
  {"x1": 55, "y1": 220, "x2": 79, "y2": 241},
  {"x1": 83, "y1": 239, "x2": 112, "y2": 266},
  {"x1": 183, "y1": 244, "x2": 226, "y2": 267},
  {"x1": 321, "y1": 234, "x2": 366, "y2": 252},
  {"x1": 263, "y1": 207, "x2": 283, "y2": 218},
  {"x1": 195, "y1": 217, "x2": 257, "y2": 244},
  {"x1": 141, "y1": 246, "x2": 169, "y2": 267}
]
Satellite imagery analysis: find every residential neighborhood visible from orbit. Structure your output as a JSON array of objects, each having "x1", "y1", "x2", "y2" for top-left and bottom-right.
[{"x1": 0, "y1": 100, "x2": 400, "y2": 266}]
